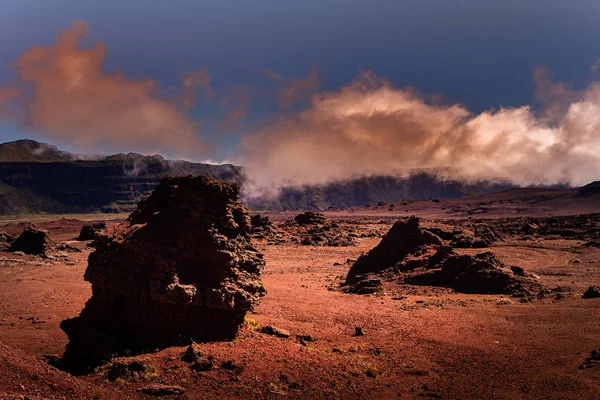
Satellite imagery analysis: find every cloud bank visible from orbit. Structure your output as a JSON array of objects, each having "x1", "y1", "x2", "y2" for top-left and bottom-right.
[{"x1": 239, "y1": 70, "x2": 600, "y2": 198}]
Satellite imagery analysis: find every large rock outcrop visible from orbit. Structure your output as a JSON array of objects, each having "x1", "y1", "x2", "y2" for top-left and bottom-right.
[{"x1": 60, "y1": 176, "x2": 266, "y2": 373}]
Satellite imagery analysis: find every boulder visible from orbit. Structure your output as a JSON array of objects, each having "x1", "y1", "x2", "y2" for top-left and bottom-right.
[
  {"x1": 294, "y1": 212, "x2": 326, "y2": 225},
  {"x1": 60, "y1": 176, "x2": 266, "y2": 373},
  {"x1": 76, "y1": 222, "x2": 106, "y2": 241},
  {"x1": 347, "y1": 216, "x2": 443, "y2": 279},
  {"x1": 8, "y1": 225, "x2": 53, "y2": 256}
]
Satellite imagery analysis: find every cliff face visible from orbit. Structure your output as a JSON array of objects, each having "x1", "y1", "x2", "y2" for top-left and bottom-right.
[
  {"x1": 0, "y1": 154, "x2": 243, "y2": 213},
  {"x1": 0, "y1": 139, "x2": 511, "y2": 213}
]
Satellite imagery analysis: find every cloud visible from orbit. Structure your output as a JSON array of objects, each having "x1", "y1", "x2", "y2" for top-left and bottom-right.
[
  {"x1": 181, "y1": 68, "x2": 214, "y2": 108},
  {"x1": 264, "y1": 68, "x2": 283, "y2": 81},
  {"x1": 276, "y1": 66, "x2": 318, "y2": 109},
  {"x1": 0, "y1": 21, "x2": 210, "y2": 157},
  {"x1": 219, "y1": 85, "x2": 254, "y2": 130},
  {"x1": 239, "y1": 69, "x2": 600, "y2": 198},
  {"x1": 591, "y1": 59, "x2": 600, "y2": 73},
  {"x1": 532, "y1": 65, "x2": 580, "y2": 122}
]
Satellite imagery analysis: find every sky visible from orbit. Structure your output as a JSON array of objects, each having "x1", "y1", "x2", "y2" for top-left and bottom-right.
[{"x1": 1, "y1": 0, "x2": 600, "y2": 191}]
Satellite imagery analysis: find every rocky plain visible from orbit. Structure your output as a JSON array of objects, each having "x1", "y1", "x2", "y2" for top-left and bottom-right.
[{"x1": 0, "y1": 180, "x2": 599, "y2": 399}]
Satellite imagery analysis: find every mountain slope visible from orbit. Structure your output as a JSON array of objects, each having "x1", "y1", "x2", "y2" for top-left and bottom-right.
[{"x1": 0, "y1": 139, "x2": 549, "y2": 214}]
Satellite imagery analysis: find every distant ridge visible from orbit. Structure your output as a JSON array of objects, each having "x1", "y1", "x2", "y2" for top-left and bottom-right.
[{"x1": 0, "y1": 139, "x2": 577, "y2": 215}]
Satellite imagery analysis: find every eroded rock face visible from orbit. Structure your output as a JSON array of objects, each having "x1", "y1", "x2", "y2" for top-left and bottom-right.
[
  {"x1": 60, "y1": 176, "x2": 266, "y2": 373},
  {"x1": 8, "y1": 226, "x2": 53, "y2": 256}
]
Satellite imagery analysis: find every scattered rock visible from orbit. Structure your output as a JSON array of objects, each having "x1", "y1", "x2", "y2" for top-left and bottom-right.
[
  {"x1": 140, "y1": 384, "x2": 185, "y2": 396},
  {"x1": 294, "y1": 212, "x2": 326, "y2": 226},
  {"x1": 190, "y1": 358, "x2": 213, "y2": 372},
  {"x1": 261, "y1": 324, "x2": 290, "y2": 338},
  {"x1": 579, "y1": 348, "x2": 600, "y2": 369},
  {"x1": 59, "y1": 176, "x2": 266, "y2": 373},
  {"x1": 582, "y1": 286, "x2": 600, "y2": 299},
  {"x1": 76, "y1": 223, "x2": 106, "y2": 241},
  {"x1": 353, "y1": 326, "x2": 366, "y2": 336},
  {"x1": 8, "y1": 226, "x2": 54, "y2": 256}
]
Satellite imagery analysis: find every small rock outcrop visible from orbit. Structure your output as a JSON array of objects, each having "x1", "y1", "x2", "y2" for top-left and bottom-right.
[
  {"x1": 8, "y1": 226, "x2": 53, "y2": 256},
  {"x1": 347, "y1": 216, "x2": 443, "y2": 279},
  {"x1": 76, "y1": 222, "x2": 106, "y2": 241},
  {"x1": 60, "y1": 176, "x2": 266, "y2": 373},
  {"x1": 294, "y1": 212, "x2": 326, "y2": 226},
  {"x1": 582, "y1": 286, "x2": 600, "y2": 299},
  {"x1": 345, "y1": 216, "x2": 542, "y2": 296}
]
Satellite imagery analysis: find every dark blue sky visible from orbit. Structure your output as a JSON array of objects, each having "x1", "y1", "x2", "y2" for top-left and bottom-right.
[{"x1": 1, "y1": 0, "x2": 599, "y2": 157}]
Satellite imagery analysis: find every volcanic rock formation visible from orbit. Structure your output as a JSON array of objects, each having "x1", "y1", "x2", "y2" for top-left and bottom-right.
[
  {"x1": 294, "y1": 212, "x2": 326, "y2": 225},
  {"x1": 8, "y1": 225, "x2": 53, "y2": 256},
  {"x1": 345, "y1": 216, "x2": 542, "y2": 295},
  {"x1": 76, "y1": 222, "x2": 107, "y2": 241},
  {"x1": 60, "y1": 176, "x2": 266, "y2": 373}
]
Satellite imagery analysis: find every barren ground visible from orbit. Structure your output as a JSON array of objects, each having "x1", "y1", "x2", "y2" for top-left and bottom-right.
[{"x1": 0, "y1": 199, "x2": 599, "y2": 399}]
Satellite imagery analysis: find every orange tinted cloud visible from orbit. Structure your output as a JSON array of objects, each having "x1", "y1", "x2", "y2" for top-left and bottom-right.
[
  {"x1": 275, "y1": 66, "x2": 318, "y2": 109},
  {"x1": 239, "y1": 70, "x2": 600, "y2": 198},
  {"x1": 264, "y1": 68, "x2": 283, "y2": 81},
  {"x1": 1, "y1": 21, "x2": 210, "y2": 157}
]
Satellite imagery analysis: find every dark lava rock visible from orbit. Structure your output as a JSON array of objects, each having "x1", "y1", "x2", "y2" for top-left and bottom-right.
[
  {"x1": 76, "y1": 222, "x2": 106, "y2": 241},
  {"x1": 582, "y1": 286, "x2": 600, "y2": 299},
  {"x1": 579, "y1": 348, "x2": 600, "y2": 369},
  {"x1": 250, "y1": 214, "x2": 272, "y2": 230},
  {"x1": 345, "y1": 217, "x2": 541, "y2": 296},
  {"x1": 294, "y1": 212, "x2": 326, "y2": 225},
  {"x1": 8, "y1": 225, "x2": 53, "y2": 256},
  {"x1": 408, "y1": 251, "x2": 542, "y2": 295},
  {"x1": 59, "y1": 176, "x2": 266, "y2": 374},
  {"x1": 347, "y1": 216, "x2": 443, "y2": 279}
]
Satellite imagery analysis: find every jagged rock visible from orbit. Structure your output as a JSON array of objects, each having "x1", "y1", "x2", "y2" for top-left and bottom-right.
[
  {"x1": 8, "y1": 226, "x2": 53, "y2": 256},
  {"x1": 582, "y1": 286, "x2": 600, "y2": 299},
  {"x1": 76, "y1": 222, "x2": 106, "y2": 241},
  {"x1": 250, "y1": 214, "x2": 272, "y2": 230},
  {"x1": 347, "y1": 216, "x2": 443, "y2": 280},
  {"x1": 261, "y1": 324, "x2": 290, "y2": 338},
  {"x1": 579, "y1": 348, "x2": 600, "y2": 369},
  {"x1": 345, "y1": 217, "x2": 541, "y2": 296},
  {"x1": 59, "y1": 176, "x2": 266, "y2": 373},
  {"x1": 294, "y1": 212, "x2": 326, "y2": 225},
  {"x1": 0, "y1": 231, "x2": 15, "y2": 251}
]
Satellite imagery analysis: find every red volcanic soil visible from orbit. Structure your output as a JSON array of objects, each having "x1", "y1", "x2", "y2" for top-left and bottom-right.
[{"x1": 0, "y1": 199, "x2": 599, "y2": 399}]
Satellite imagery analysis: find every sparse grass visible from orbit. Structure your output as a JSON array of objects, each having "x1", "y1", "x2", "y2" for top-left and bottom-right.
[{"x1": 244, "y1": 316, "x2": 263, "y2": 332}]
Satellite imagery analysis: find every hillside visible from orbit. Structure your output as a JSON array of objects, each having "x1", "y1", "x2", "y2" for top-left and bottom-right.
[{"x1": 0, "y1": 139, "x2": 526, "y2": 214}]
